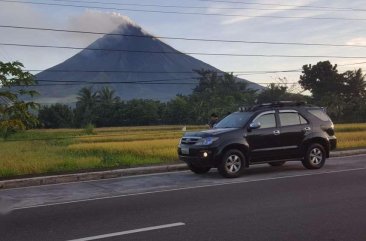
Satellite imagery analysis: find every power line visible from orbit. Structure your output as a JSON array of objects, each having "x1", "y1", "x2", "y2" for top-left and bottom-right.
[
  {"x1": 30, "y1": 0, "x2": 366, "y2": 12},
  {"x1": 2, "y1": 25, "x2": 366, "y2": 48},
  {"x1": 21, "y1": 62, "x2": 366, "y2": 75},
  {"x1": 26, "y1": 69, "x2": 301, "y2": 74},
  {"x1": 2, "y1": 42, "x2": 366, "y2": 59},
  {"x1": 35, "y1": 77, "x2": 198, "y2": 84},
  {"x1": 25, "y1": 82, "x2": 300, "y2": 87},
  {"x1": 11, "y1": 77, "x2": 200, "y2": 86},
  {"x1": 1, "y1": 0, "x2": 366, "y2": 21},
  {"x1": 29, "y1": 69, "x2": 206, "y2": 74},
  {"x1": 339, "y1": 61, "x2": 366, "y2": 66},
  {"x1": 10, "y1": 76, "x2": 301, "y2": 86},
  {"x1": 30, "y1": 82, "x2": 199, "y2": 86},
  {"x1": 198, "y1": 0, "x2": 365, "y2": 12},
  {"x1": 26, "y1": 78, "x2": 301, "y2": 86}
]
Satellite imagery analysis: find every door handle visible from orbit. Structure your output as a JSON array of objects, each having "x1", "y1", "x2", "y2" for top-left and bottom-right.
[{"x1": 273, "y1": 130, "x2": 280, "y2": 135}]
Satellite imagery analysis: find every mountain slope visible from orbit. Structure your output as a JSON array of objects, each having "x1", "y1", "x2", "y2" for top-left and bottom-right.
[{"x1": 34, "y1": 20, "x2": 263, "y2": 104}]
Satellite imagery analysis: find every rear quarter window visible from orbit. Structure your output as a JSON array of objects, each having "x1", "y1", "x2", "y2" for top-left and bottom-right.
[{"x1": 308, "y1": 109, "x2": 330, "y2": 121}]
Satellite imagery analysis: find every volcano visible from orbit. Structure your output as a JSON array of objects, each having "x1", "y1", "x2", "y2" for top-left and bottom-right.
[{"x1": 34, "y1": 18, "x2": 263, "y2": 104}]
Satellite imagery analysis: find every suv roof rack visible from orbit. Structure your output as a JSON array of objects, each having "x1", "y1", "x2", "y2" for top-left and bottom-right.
[{"x1": 247, "y1": 101, "x2": 310, "y2": 111}]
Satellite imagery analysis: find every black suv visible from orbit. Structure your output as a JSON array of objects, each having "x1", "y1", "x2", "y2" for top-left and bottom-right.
[{"x1": 178, "y1": 101, "x2": 337, "y2": 178}]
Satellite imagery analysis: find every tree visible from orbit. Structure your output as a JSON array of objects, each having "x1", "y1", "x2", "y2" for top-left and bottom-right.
[
  {"x1": 38, "y1": 104, "x2": 74, "y2": 128},
  {"x1": 299, "y1": 61, "x2": 343, "y2": 101},
  {"x1": 95, "y1": 87, "x2": 120, "y2": 127},
  {"x1": 342, "y1": 69, "x2": 366, "y2": 101},
  {"x1": 189, "y1": 70, "x2": 256, "y2": 123},
  {"x1": 74, "y1": 86, "x2": 98, "y2": 127},
  {"x1": 341, "y1": 69, "x2": 366, "y2": 122},
  {"x1": 123, "y1": 99, "x2": 162, "y2": 125},
  {"x1": 98, "y1": 86, "x2": 120, "y2": 105},
  {"x1": 257, "y1": 83, "x2": 307, "y2": 103},
  {"x1": 299, "y1": 61, "x2": 346, "y2": 120},
  {"x1": 257, "y1": 83, "x2": 288, "y2": 103},
  {"x1": 0, "y1": 61, "x2": 39, "y2": 138},
  {"x1": 165, "y1": 95, "x2": 192, "y2": 124},
  {"x1": 299, "y1": 61, "x2": 366, "y2": 122}
]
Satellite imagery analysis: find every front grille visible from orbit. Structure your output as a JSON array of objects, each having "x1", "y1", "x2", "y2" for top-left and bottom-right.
[{"x1": 180, "y1": 137, "x2": 202, "y2": 145}]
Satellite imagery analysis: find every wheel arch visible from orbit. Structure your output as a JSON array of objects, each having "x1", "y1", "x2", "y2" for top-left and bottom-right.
[
  {"x1": 303, "y1": 137, "x2": 330, "y2": 158},
  {"x1": 219, "y1": 143, "x2": 249, "y2": 167}
]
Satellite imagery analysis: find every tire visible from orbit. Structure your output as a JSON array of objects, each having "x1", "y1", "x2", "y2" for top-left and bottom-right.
[
  {"x1": 268, "y1": 161, "x2": 286, "y2": 167},
  {"x1": 302, "y1": 143, "x2": 326, "y2": 169},
  {"x1": 188, "y1": 163, "x2": 211, "y2": 174},
  {"x1": 218, "y1": 149, "x2": 246, "y2": 178}
]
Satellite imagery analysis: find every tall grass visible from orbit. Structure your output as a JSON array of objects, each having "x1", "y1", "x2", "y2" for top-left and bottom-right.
[
  {"x1": 69, "y1": 139, "x2": 179, "y2": 160},
  {"x1": 336, "y1": 131, "x2": 366, "y2": 149},
  {"x1": 335, "y1": 123, "x2": 366, "y2": 133},
  {"x1": 0, "y1": 124, "x2": 365, "y2": 178}
]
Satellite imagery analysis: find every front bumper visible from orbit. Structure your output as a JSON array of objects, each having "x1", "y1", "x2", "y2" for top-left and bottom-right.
[{"x1": 178, "y1": 146, "x2": 219, "y2": 167}]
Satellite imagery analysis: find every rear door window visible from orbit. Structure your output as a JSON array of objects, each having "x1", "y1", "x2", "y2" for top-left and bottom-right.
[{"x1": 279, "y1": 111, "x2": 308, "y2": 126}]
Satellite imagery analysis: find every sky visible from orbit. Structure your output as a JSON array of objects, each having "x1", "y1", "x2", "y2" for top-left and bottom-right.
[{"x1": 0, "y1": 0, "x2": 366, "y2": 90}]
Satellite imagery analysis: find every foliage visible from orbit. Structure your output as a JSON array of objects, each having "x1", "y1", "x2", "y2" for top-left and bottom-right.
[
  {"x1": 257, "y1": 82, "x2": 307, "y2": 103},
  {"x1": 74, "y1": 86, "x2": 99, "y2": 127},
  {"x1": 189, "y1": 70, "x2": 257, "y2": 123},
  {"x1": 37, "y1": 65, "x2": 366, "y2": 127},
  {"x1": 38, "y1": 104, "x2": 73, "y2": 128},
  {"x1": 299, "y1": 61, "x2": 366, "y2": 122},
  {"x1": 83, "y1": 123, "x2": 95, "y2": 135},
  {"x1": 38, "y1": 71, "x2": 259, "y2": 127},
  {"x1": 0, "y1": 61, "x2": 39, "y2": 138}
]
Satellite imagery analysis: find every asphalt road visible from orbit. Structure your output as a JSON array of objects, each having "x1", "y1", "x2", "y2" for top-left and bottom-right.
[{"x1": 1, "y1": 154, "x2": 366, "y2": 241}]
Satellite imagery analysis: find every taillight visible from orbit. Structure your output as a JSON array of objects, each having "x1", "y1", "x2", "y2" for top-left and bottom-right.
[{"x1": 321, "y1": 124, "x2": 335, "y2": 136}]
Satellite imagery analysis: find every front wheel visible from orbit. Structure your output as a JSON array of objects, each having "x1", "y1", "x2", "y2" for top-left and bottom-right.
[
  {"x1": 218, "y1": 149, "x2": 246, "y2": 178},
  {"x1": 188, "y1": 163, "x2": 211, "y2": 174},
  {"x1": 302, "y1": 143, "x2": 326, "y2": 169}
]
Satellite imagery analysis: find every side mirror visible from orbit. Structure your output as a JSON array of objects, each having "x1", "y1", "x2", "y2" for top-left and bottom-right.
[{"x1": 248, "y1": 122, "x2": 261, "y2": 130}]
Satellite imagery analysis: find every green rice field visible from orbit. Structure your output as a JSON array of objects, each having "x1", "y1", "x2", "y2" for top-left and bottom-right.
[{"x1": 0, "y1": 124, "x2": 365, "y2": 179}]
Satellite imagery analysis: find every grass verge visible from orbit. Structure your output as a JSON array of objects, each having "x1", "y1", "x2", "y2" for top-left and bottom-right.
[{"x1": 0, "y1": 124, "x2": 365, "y2": 179}]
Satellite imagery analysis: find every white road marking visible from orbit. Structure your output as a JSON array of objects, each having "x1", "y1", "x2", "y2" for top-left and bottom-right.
[
  {"x1": 66, "y1": 222, "x2": 185, "y2": 241},
  {"x1": 12, "y1": 166, "x2": 366, "y2": 211}
]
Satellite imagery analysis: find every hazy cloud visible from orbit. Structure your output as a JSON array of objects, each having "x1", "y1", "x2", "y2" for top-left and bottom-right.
[
  {"x1": 0, "y1": 6, "x2": 140, "y2": 69},
  {"x1": 346, "y1": 37, "x2": 366, "y2": 46},
  {"x1": 204, "y1": 0, "x2": 318, "y2": 25},
  {"x1": 62, "y1": 10, "x2": 141, "y2": 47}
]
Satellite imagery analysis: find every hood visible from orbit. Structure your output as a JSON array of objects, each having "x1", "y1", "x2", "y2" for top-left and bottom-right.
[{"x1": 184, "y1": 128, "x2": 238, "y2": 138}]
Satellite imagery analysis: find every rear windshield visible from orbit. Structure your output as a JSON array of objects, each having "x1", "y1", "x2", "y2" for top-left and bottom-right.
[
  {"x1": 308, "y1": 109, "x2": 331, "y2": 121},
  {"x1": 215, "y1": 112, "x2": 253, "y2": 128}
]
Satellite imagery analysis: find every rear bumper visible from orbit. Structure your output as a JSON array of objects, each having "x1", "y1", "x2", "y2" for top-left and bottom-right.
[{"x1": 329, "y1": 136, "x2": 337, "y2": 150}]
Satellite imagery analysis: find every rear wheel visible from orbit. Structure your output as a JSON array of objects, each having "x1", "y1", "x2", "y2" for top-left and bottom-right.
[
  {"x1": 302, "y1": 143, "x2": 326, "y2": 169},
  {"x1": 188, "y1": 163, "x2": 211, "y2": 174},
  {"x1": 268, "y1": 161, "x2": 286, "y2": 167},
  {"x1": 218, "y1": 149, "x2": 246, "y2": 178}
]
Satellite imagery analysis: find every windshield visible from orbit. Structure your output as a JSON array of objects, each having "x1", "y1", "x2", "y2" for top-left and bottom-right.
[{"x1": 214, "y1": 112, "x2": 253, "y2": 128}]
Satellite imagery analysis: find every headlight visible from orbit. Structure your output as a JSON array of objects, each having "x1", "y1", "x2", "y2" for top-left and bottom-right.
[{"x1": 195, "y1": 137, "x2": 219, "y2": 145}]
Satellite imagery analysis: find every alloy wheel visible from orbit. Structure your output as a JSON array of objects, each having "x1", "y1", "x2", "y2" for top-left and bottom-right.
[
  {"x1": 310, "y1": 147, "x2": 323, "y2": 165},
  {"x1": 225, "y1": 154, "x2": 242, "y2": 173}
]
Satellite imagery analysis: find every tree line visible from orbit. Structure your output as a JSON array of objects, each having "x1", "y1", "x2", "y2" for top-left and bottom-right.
[
  {"x1": 1, "y1": 60, "x2": 366, "y2": 135},
  {"x1": 38, "y1": 71, "x2": 262, "y2": 128}
]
